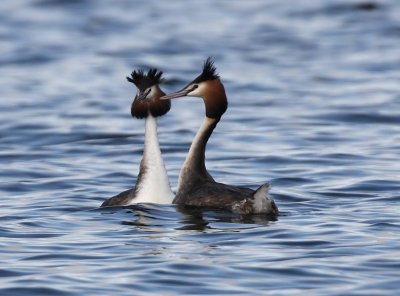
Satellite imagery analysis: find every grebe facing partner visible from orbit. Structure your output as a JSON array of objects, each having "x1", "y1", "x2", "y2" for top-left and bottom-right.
[
  {"x1": 101, "y1": 69, "x2": 174, "y2": 207},
  {"x1": 161, "y1": 58, "x2": 278, "y2": 215}
]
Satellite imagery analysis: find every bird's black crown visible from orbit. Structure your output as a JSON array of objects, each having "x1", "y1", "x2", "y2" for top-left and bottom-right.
[
  {"x1": 192, "y1": 57, "x2": 219, "y2": 84},
  {"x1": 127, "y1": 68, "x2": 163, "y2": 91}
]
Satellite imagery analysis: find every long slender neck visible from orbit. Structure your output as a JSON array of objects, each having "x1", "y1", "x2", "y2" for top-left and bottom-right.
[
  {"x1": 143, "y1": 115, "x2": 163, "y2": 163},
  {"x1": 176, "y1": 79, "x2": 227, "y2": 195},
  {"x1": 135, "y1": 115, "x2": 174, "y2": 203},
  {"x1": 177, "y1": 116, "x2": 219, "y2": 192}
]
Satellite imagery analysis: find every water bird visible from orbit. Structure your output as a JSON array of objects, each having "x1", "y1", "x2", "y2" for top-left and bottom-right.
[
  {"x1": 101, "y1": 69, "x2": 174, "y2": 207},
  {"x1": 161, "y1": 58, "x2": 278, "y2": 215}
]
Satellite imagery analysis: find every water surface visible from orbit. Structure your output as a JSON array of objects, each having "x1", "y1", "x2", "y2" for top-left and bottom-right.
[{"x1": 1, "y1": 0, "x2": 400, "y2": 295}]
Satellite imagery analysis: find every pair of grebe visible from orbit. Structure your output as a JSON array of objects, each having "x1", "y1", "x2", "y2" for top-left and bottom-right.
[{"x1": 101, "y1": 58, "x2": 278, "y2": 215}]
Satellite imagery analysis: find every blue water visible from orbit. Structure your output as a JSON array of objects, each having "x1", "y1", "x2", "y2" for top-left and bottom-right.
[{"x1": 1, "y1": 0, "x2": 400, "y2": 295}]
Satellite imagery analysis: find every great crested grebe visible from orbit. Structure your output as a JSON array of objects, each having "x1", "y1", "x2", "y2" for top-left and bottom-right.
[
  {"x1": 101, "y1": 69, "x2": 174, "y2": 207},
  {"x1": 161, "y1": 58, "x2": 278, "y2": 215}
]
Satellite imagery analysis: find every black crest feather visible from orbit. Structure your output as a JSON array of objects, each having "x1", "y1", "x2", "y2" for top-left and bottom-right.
[
  {"x1": 192, "y1": 57, "x2": 219, "y2": 83},
  {"x1": 128, "y1": 67, "x2": 170, "y2": 119},
  {"x1": 127, "y1": 68, "x2": 163, "y2": 91}
]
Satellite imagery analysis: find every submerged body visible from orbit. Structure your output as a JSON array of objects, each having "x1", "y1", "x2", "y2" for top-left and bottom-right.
[
  {"x1": 101, "y1": 69, "x2": 174, "y2": 207},
  {"x1": 162, "y1": 58, "x2": 278, "y2": 215}
]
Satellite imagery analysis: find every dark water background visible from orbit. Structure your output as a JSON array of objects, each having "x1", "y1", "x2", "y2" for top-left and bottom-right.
[{"x1": 1, "y1": 0, "x2": 400, "y2": 295}]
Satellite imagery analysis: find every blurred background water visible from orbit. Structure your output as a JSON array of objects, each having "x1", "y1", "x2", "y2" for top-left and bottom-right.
[{"x1": 1, "y1": 0, "x2": 400, "y2": 295}]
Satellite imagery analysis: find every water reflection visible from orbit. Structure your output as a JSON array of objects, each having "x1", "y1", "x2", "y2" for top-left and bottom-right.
[{"x1": 105, "y1": 204, "x2": 279, "y2": 232}]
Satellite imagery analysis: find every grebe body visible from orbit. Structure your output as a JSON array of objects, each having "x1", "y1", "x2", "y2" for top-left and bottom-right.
[
  {"x1": 101, "y1": 69, "x2": 174, "y2": 207},
  {"x1": 162, "y1": 58, "x2": 278, "y2": 215}
]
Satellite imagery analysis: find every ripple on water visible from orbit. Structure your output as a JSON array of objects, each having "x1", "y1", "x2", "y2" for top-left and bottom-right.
[
  {"x1": 1, "y1": 0, "x2": 400, "y2": 295},
  {"x1": 311, "y1": 112, "x2": 400, "y2": 125},
  {"x1": 334, "y1": 179, "x2": 400, "y2": 193},
  {"x1": 0, "y1": 287, "x2": 74, "y2": 296}
]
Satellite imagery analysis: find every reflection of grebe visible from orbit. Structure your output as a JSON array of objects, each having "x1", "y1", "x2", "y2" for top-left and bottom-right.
[
  {"x1": 101, "y1": 69, "x2": 174, "y2": 207},
  {"x1": 162, "y1": 58, "x2": 278, "y2": 215}
]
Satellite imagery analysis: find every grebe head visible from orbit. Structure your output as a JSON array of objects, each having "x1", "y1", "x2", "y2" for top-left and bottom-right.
[
  {"x1": 127, "y1": 68, "x2": 171, "y2": 119},
  {"x1": 162, "y1": 57, "x2": 228, "y2": 119}
]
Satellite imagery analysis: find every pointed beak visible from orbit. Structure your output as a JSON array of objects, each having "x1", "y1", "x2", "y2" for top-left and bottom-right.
[
  {"x1": 137, "y1": 89, "x2": 151, "y2": 100},
  {"x1": 160, "y1": 84, "x2": 198, "y2": 100},
  {"x1": 160, "y1": 89, "x2": 190, "y2": 100}
]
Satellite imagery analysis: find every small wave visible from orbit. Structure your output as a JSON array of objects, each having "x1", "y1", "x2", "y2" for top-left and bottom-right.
[
  {"x1": 310, "y1": 112, "x2": 400, "y2": 125},
  {"x1": 0, "y1": 287, "x2": 73, "y2": 296},
  {"x1": 334, "y1": 179, "x2": 400, "y2": 192},
  {"x1": 292, "y1": 1, "x2": 383, "y2": 18}
]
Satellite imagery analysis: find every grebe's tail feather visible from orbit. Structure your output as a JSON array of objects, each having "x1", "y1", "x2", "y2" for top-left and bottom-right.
[{"x1": 252, "y1": 183, "x2": 278, "y2": 215}]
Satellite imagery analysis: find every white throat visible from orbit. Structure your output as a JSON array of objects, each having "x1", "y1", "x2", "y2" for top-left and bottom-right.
[{"x1": 131, "y1": 115, "x2": 174, "y2": 204}]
